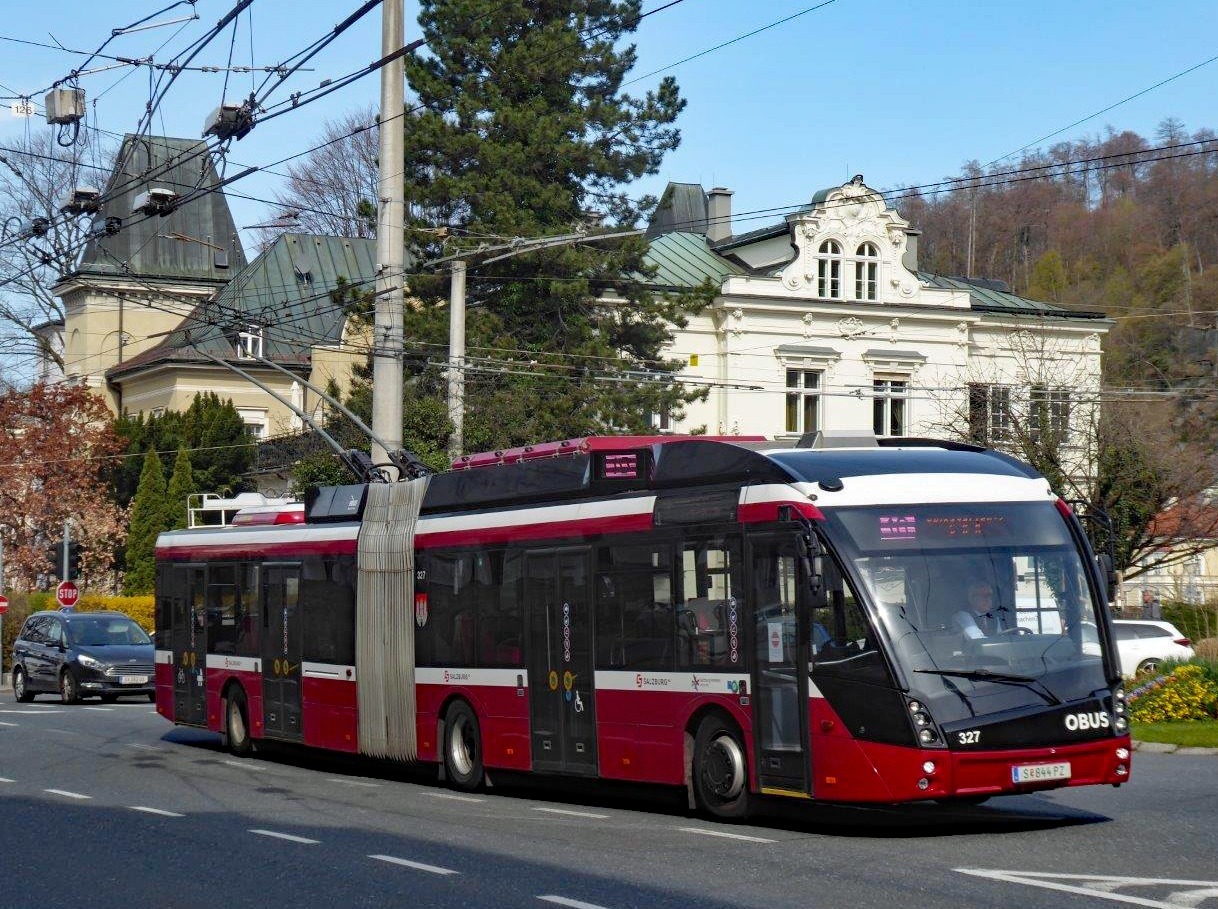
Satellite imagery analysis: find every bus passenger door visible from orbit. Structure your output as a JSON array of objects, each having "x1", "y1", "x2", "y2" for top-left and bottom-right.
[
  {"x1": 171, "y1": 565, "x2": 208, "y2": 726},
  {"x1": 526, "y1": 550, "x2": 597, "y2": 775},
  {"x1": 262, "y1": 565, "x2": 304, "y2": 741},
  {"x1": 749, "y1": 534, "x2": 810, "y2": 795}
]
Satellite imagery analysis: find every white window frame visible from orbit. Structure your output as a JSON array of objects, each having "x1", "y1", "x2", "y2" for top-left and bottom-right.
[
  {"x1": 237, "y1": 325, "x2": 264, "y2": 360},
  {"x1": 969, "y1": 383, "x2": 1012, "y2": 444},
  {"x1": 1029, "y1": 384, "x2": 1070, "y2": 443},
  {"x1": 853, "y1": 242, "x2": 880, "y2": 301},
  {"x1": 784, "y1": 368, "x2": 822, "y2": 435},
  {"x1": 237, "y1": 407, "x2": 268, "y2": 440},
  {"x1": 872, "y1": 376, "x2": 909, "y2": 437},
  {"x1": 817, "y1": 240, "x2": 843, "y2": 299}
]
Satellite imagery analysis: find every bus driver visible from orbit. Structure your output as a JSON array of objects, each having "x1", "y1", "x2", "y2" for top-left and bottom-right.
[{"x1": 955, "y1": 579, "x2": 1011, "y2": 640}]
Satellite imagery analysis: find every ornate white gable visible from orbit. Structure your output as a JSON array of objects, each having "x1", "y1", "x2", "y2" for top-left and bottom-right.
[{"x1": 778, "y1": 180, "x2": 921, "y2": 301}]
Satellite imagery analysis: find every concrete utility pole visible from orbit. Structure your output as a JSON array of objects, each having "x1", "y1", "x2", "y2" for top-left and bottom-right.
[
  {"x1": 371, "y1": 0, "x2": 406, "y2": 470},
  {"x1": 447, "y1": 260, "x2": 466, "y2": 462}
]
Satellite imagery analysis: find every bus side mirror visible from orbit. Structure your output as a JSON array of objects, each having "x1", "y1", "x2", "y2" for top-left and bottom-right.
[
  {"x1": 799, "y1": 532, "x2": 826, "y2": 604},
  {"x1": 1098, "y1": 553, "x2": 1116, "y2": 600}
]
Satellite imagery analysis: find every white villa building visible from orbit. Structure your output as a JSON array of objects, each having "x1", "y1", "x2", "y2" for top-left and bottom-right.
[{"x1": 642, "y1": 177, "x2": 1110, "y2": 453}]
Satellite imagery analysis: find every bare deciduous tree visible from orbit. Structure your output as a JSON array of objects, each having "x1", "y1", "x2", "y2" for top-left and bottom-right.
[
  {"x1": 255, "y1": 105, "x2": 378, "y2": 248},
  {"x1": 0, "y1": 133, "x2": 100, "y2": 379}
]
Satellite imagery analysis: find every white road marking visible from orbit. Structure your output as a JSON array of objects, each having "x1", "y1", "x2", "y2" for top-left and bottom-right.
[
  {"x1": 126, "y1": 743, "x2": 159, "y2": 751},
  {"x1": 45, "y1": 729, "x2": 77, "y2": 735},
  {"x1": 249, "y1": 829, "x2": 319, "y2": 845},
  {"x1": 129, "y1": 806, "x2": 184, "y2": 818},
  {"x1": 427, "y1": 792, "x2": 484, "y2": 803},
  {"x1": 677, "y1": 826, "x2": 776, "y2": 844},
  {"x1": 224, "y1": 760, "x2": 266, "y2": 770},
  {"x1": 0, "y1": 709, "x2": 63, "y2": 714},
  {"x1": 0, "y1": 777, "x2": 15, "y2": 783},
  {"x1": 538, "y1": 896, "x2": 614, "y2": 909},
  {"x1": 533, "y1": 806, "x2": 610, "y2": 820},
  {"x1": 956, "y1": 869, "x2": 1218, "y2": 909},
  {"x1": 370, "y1": 854, "x2": 459, "y2": 876},
  {"x1": 327, "y1": 778, "x2": 380, "y2": 788},
  {"x1": 0, "y1": 721, "x2": 18, "y2": 727},
  {"x1": 81, "y1": 706, "x2": 114, "y2": 712},
  {"x1": 44, "y1": 789, "x2": 91, "y2": 800}
]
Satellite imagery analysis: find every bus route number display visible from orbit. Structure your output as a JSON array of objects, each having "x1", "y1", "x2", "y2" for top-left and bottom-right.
[{"x1": 603, "y1": 453, "x2": 639, "y2": 479}]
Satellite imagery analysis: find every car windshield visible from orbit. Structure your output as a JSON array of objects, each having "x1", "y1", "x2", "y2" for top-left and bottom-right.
[
  {"x1": 822, "y1": 502, "x2": 1110, "y2": 723},
  {"x1": 67, "y1": 617, "x2": 151, "y2": 647}
]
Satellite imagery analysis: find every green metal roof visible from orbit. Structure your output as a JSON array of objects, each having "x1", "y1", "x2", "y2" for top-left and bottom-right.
[
  {"x1": 919, "y1": 273, "x2": 1070, "y2": 315},
  {"x1": 641, "y1": 231, "x2": 742, "y2": 288},
  {"x1": 76, "y1": 134, "x2": 246, "y2": 284},
  {"x1": 109, "y1": 233, "x2": 380, "y2": 378}
]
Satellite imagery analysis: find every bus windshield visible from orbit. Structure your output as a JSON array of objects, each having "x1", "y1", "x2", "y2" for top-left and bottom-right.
[{"x1": 822, "y1": 502, "x2": 1109, "y2": 721}]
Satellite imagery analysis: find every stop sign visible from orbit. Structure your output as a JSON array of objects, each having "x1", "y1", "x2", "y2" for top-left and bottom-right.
[
  {"x1": 0, "y1": 594, "x2": 8, "y2": 615},
  {"x1": 56, "y1": 581, "x2": 79, "y2": 609}
]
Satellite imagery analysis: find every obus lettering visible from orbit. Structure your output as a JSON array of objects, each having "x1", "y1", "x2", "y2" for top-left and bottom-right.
[{"x1": 1064, "y1": 711, "x2": 1110, "y2": 732}]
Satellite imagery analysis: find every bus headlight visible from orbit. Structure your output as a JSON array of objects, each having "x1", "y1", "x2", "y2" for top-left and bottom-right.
[{"x1": 908, "y1": 698, "x2": 945, "y2": 747}]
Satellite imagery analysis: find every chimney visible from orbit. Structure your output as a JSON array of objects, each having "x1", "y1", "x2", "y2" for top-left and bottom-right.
[{"x1": 707, "y1": 187, "x2": 733, "y2": 244}]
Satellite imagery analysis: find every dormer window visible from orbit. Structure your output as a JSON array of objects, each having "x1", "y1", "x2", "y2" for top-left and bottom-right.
[
  {"x1": 817, "y1": 240, "x2": 842, "y2": 299},
  {"x1": 855, "y1": 242, "x2": 879, "y2": 301},
  {"x1": 237, "y1": 326, "x2": 263, "y2": 359}
]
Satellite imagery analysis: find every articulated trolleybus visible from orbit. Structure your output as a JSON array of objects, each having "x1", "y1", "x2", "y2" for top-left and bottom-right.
[{"x1": 153, "y1": 435, "x2": 1131, "y2": 818}]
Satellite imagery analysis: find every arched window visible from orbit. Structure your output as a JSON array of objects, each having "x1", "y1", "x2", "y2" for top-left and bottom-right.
[
  {"x1": 855, "y1": 242, "x2": 879, "y2": 301},
  {"x1": 817, "y1": 240, "x2": 842, "y2": 299}
]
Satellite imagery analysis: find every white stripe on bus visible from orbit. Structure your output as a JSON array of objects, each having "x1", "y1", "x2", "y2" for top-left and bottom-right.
[
  {"x1": 593, "y1": 670, "x2": 747, "y2": 695},
  {"x1": 154, "y1": 649, "x2": 173, "y2": 664},
  {"x1": 158, "y1": 495, "x2": 657, "y2": 551},
  {"x1": 415, "y1": 668, "x2": 526, "y2": 687},
  {"x1": 205, "y1": 654, "x2": 259, "y2": 672}
]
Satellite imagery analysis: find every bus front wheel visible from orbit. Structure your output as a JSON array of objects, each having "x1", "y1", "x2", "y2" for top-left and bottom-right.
[
  {"x1": 443, "y1": 701, "x2": 483, "y2": 791},
  {"x1": 693, "y1": 715, "x2": 751, "y2": 820}
]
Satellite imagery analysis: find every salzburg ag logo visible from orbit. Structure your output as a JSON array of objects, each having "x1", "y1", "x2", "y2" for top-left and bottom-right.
[
  {"x1": 1064, "y1": 710, "x2": 1110, "y2": 732},
  {"x1": 635, "y1": 673, "x2": 643, "y2": 688}
]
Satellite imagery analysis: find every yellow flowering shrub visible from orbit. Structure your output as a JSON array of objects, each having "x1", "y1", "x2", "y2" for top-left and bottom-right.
[
  {"x1": 76, "y1": 594, "x2": 155, "y2": 634},
  {"x1": 1128, "y1": 665, "x2": 1218, "y2": 723}
]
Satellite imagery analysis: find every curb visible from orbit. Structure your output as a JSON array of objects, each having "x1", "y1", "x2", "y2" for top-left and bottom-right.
[{"x1": 1132, "y1": 740, "x2": 1218, "y2": 756}]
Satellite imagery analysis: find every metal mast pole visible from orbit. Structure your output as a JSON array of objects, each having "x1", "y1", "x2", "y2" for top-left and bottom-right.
[
  {"x1": 447, "y1": 260, "x2": 466, "y2": 463},
  {"x1": 372, "y1": 0, "x2": 406, "y2": 469}
]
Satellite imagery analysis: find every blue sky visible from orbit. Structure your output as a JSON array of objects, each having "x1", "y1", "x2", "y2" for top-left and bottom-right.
[{"x1": 2, "y1": 0, "x2": 1217, "y2": 249}]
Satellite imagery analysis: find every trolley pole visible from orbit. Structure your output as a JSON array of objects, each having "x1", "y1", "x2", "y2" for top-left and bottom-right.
[
  {"x1": 371, "y1": 0, "x2": 406, "y2": 470},
  {"x1": 447, "y1": 260, "x2": 466, "y2": 463}
]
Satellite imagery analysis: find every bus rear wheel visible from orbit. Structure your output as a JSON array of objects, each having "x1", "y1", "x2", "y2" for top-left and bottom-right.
[
  {"x1": 693, "y1": 715, "x2": 751, "y2": 820},
  {"x1": 444, "y1": 701, "x2": 483, "y2": 791},
  {"x1": 226, "y1": 686, "x2": 253, "y2": 756}
]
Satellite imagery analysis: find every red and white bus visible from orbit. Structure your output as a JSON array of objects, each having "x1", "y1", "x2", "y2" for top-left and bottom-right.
[{"x1": 153, "y1": 435, "x2": 1131, "y2": 817}]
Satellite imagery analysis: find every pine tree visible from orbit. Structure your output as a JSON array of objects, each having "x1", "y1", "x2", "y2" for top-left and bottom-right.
[
  {"x1": 382, "y1": 0, "x2": 715, "y2": 453},
  {"x1": 124, "y1": 447, "x2": 167, "y2": 594},
  {"x1": 165, "y1": 448, "x2": 195, "y2": 531}
]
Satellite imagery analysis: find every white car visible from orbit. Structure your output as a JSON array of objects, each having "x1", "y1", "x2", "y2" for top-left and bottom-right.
[{"x1": 1113, "y1": 620, "x2": 1195, "y2": 676}]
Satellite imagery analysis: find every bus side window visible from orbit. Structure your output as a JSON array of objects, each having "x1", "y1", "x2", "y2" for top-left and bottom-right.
[
  {"x1": 677, "y1": 538, "x2": 740, "y2": 669},
  {"x1": 810, "y1": 562, "x2": 888, "y2": 684},
  {"x1": 477, "y1": 550, "x2": 522, "y2": 668},
  {"x1": 301, "y1": 557, "x2": 355, "y2": 666},
  {"x1": 595, "y1": 544, "x2": 674, "y2": 670},
  {"x1": 206, "y1": 564, "x2": 239, "y2": 654},
  {"x1": 417, "y1": 551, "x2": 475, "y2": 667},
  {"x1": 237, "y1": 563, "x2": 260, "y2": 657}
]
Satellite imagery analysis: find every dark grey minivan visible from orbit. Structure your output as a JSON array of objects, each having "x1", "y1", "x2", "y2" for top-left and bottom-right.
[{"x1": 11, "y1": 610, "x2": 155, "y2": 703}]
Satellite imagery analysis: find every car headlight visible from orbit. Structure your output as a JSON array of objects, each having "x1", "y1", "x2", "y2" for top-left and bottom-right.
[{"x1": 77, "y1": 653, "x2": 105, "y2": 670}]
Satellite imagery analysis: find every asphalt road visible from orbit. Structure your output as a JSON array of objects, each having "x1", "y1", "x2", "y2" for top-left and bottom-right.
[{"x1": 0, "y1": 699, "x2": 1215, "y2": 909}]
